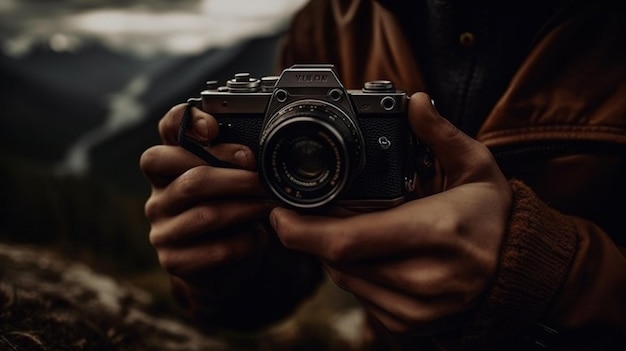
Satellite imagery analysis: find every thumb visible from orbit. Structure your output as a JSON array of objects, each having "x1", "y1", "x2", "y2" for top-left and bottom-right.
[{"x1": 408, "y1": 92, "x2": 486, "y2": 176}]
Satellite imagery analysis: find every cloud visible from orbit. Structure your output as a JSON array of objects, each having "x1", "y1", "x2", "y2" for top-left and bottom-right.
[{"x1": 1, "y1": 0, "x2": 309, "y2": 58}]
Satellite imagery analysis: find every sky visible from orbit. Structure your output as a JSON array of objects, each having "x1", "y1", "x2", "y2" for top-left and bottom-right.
[
  {"x1": 0, "y1": 0, "x2": 310, "y2": 176},
  {"x1": 0, "y1": 0, "x2": 310, "y2": 58}
]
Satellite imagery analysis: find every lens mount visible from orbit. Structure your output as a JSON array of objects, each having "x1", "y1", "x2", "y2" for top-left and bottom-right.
[{"x1": 259, "y1": 100, "x2": 364, "y2": 209}]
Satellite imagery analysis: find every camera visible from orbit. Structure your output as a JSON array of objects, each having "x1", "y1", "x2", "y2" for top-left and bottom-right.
[{"x1": 181, "y1": 64, "x2": 430, "y2": 210}]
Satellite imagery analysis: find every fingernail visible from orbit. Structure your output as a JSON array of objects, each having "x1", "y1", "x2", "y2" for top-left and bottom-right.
[
  {"x1": 193, "y1": 118, "x2": 209, "y2": 140},
  {"x1": 234, "y1": 149, "x2": 249, "y2": 167},
  {"x1": 269, "y1": 208, "x2": 279, "y2": 230}
]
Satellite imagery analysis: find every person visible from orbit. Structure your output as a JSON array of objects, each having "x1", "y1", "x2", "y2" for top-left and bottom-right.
[{"x1": 139, "y1": 0, "x2": 626, "y2": 349}]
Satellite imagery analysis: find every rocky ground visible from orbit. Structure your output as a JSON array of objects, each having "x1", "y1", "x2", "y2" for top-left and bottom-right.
[{"x1": 0, "y1": 240, "x2": 368, "y2": 351}]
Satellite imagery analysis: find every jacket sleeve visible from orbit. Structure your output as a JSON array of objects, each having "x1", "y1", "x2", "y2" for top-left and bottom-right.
[{"x1": 438, "y1": 179, "x2": 626, "y2": 350}]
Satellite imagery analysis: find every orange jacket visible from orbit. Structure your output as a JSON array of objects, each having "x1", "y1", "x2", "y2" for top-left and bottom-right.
[{"x1": 278, "y1": 0, "x2": 626, "y2": 349}]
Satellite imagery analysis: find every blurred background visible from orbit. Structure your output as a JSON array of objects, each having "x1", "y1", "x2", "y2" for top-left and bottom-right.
[
  {"x1": 0, "y1": 1, "x2": 364, "y2": 350},
  {"x1": 0, "y1": 0, "x2": 309, "y2": 277},
  {"x1": 0, "y1": 0, "x2": 307, "y2": 196}
]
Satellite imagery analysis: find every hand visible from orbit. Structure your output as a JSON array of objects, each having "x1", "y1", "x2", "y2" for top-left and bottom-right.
[
  {"x1": 140, "y1": 104, "x2": 273, "y2": 290},
  {"x1": 269, "y1": 93, "x2": 513, "y2": 334}
]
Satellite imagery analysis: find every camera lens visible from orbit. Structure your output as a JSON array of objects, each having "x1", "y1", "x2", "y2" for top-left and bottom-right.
[
  {"x1": 288, "y1": 138, "x2": 332, "y2": 182},
  {"x1": 259, "y1": 100, "x2": 365, "y2": 209}
]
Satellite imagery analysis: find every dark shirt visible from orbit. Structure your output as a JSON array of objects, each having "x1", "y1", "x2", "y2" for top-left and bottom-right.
[{"x1": 390, "y1": 0, "x2": 562, "y2": 137}]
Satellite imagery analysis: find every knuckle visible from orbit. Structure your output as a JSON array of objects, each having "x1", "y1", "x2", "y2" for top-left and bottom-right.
[
  {"x1": 276, "y1": 227, "x2": 297, "y2": 248},
  {"x1": 431, "y1": 213, "x2": 465, "y2": 238},
  {"x1": 148, "y1": 226, "x2": 164, "y2": 247},
  {"x1": 144, "y1": 196, "x2": 161, "y2": 222},
  {"x1": 139, "y1": 147, "x2": 161, "y2": 174},
  {"x1": 147, "y1": 219, "x2": 177, "y2": 249},
  {"x1": 159, "y1": 254, "x2": 188, "y2": 277},
  {"x1": 158, "y1": 251, "x2": 204, "y2": 279},
  {"x1": 157, "y1": 251, "x2": 182, "y2": 276},
  {"x1": 174, "y1": 168, "x2": 204, "y2": 198},
  {"x1": 475, "y1": 146, "x2": 495, "y2": 168},
  {"x1": 407, "y1": 269, "x2": 448, "y2": 298},
  {"x1": 193, "y1": 205, "x2": 220, "y2": 228},
  {"x1": 158, "y1": 104, "x2": 186, "y2": 140},
  {"x1": 326, "y1": 236, "x2": 356, "y2": 262},
  {"x1": 206, "y1": 243, "x2": 234, "y2": 265}
]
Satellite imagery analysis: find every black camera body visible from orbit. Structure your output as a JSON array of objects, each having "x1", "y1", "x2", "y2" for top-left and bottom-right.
[{"x1": 185, "y1": 64, "x2": 425, "y2": 210}]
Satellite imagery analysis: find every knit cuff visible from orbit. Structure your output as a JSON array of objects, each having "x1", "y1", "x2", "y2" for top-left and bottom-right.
[{"x1": 441, "y1": 179, "x2": 578, "y2": 349}]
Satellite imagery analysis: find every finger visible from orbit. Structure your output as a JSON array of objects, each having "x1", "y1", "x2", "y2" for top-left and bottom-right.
[
  {"x1": 328, "y1": 257, "x2": 474, "y2": 300},
  {"x1": 271, "y1": 202, "x2": 449, "y2": 262},
  {"x1": 408, "y1": 93, "x2": 494, "y2": 181},
  {"x1": 158, "y1": 104, "x2": 219, "y2": 145},
  {"x1": 209, "y1": 143, "x2": 256, "y2": 171},
  {"x1": 140, "y1": 145, "x2": 207, "y2": 188},
  {"x1": 326, "y1": 265, "x2": 461, "y2": 332},
  {"x1": 358, "y1": 297, "x2": 467, "y2": 336},
  {"x1": 156, "y1": 230, "x2": 265, "y2": 279},
  {"x1": 146, "y1": 168, "x2": 270, "y2": 219},
  {"x1": 140, "y1": 143, "x2": 257, "y2": 188},
  {"x1": 358, "y1": 298, "x2": 411, "y2": 333},
  {"x1": 148, "y1": 200, "x2": 274, "y2": 246}
]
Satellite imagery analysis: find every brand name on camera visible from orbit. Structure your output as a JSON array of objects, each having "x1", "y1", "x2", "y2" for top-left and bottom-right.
[{"x1": 295, "y1": 74, "x2": 329, "y2": 82}]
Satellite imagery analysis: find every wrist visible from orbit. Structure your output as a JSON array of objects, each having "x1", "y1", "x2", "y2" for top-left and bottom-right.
[{"x1": 436, "y1": 179, "x2": 578, "y2": 349}]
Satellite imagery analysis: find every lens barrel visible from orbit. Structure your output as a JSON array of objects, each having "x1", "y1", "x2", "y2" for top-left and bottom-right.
[{"x1": 259, "y1": 99, "x2": 365, "y2": 209}]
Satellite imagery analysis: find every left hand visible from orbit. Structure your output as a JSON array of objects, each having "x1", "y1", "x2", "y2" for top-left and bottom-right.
[{"x1": 269, "y1": 92, "x2": 513, "y2": 334}]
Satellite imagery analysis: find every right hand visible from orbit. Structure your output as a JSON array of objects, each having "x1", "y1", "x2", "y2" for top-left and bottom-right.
[{"x1": 139, "y1": 103, "x2": 274, "y2": 289}]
